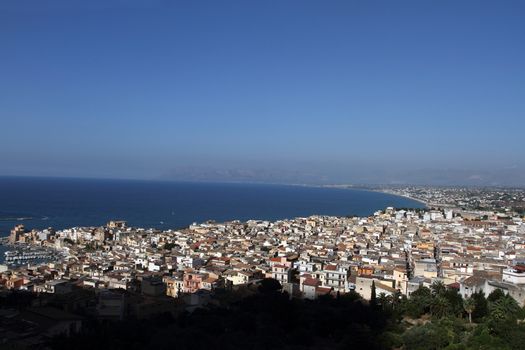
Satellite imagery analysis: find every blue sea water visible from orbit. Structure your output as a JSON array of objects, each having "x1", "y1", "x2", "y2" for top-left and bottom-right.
[{"x1": 0, "y1": 177, "x2": 424, "y2": 237}]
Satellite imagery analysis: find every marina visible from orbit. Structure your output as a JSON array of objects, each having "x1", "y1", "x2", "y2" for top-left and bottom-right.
[{"x1": 1, "y1": 243, "x2": 60, "y2": 266}]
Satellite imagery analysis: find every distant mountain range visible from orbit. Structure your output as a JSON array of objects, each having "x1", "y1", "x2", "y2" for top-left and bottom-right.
[{"x1": 158, "y1": 165, "x2": 525, "y2": 187}]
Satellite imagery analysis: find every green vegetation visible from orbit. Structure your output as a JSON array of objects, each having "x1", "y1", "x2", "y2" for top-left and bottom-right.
[
  {"x1": 392, "y1": 283, "x2": 525, "y2": 350},
  {"x1": 41, "y1": 279, "x2": 525, "y2": 349},
  {"x1": 163, "y1": 242, "x2": 177, "y2": 250}
]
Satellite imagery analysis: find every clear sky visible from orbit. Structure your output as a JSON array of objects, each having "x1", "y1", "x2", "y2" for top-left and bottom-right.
[{"x1": 1, "y1": 0, "x2": 524, "y2": 185}]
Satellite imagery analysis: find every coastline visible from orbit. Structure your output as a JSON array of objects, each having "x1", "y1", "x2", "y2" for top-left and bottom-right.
[
  {"x1": 370, "y1": 189, "x2": 430, "y2": 208},
  {"x1": 0, "y1": 179, "x2": 427, "y2": 237},
  {"x1": 317, "y1": 184, "x2": 430, "y2": 209}
]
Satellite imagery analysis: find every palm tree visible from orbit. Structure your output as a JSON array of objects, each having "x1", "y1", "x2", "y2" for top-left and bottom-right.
[
  {"x1": 487, "y1": 288, "x2": 505, "y2": 303},
  {"x1": 464, "y1": 297, "x2": 475, "y2": 323},
  {"x1": 392, "y1": 290, "x2": 402, "y2": 310},
  {"x1": 490, "y1": 294, "x2": 520, "y2": 320},
  {"x1": 378, "y1": 292, "x2": 387, "y2": 309},
  {"x1": 385, "y1": 294, "x2": 394, "y2": 307},
  {"x1": 430, "y1": 280, "x2": 446, "y2": 297},
  {"x1": 430, "y1": 296, "x2": 450, "y2": 319}
]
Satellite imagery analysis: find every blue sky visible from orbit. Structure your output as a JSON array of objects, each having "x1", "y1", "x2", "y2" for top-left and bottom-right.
[{"x1": 1, "y1": 0, "x2": 524, "y2": 185}]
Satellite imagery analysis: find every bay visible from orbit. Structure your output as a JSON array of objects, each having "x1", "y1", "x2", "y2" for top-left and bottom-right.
[{"x1": 0, "y1": 177, "x2": 424, "y2": 236}]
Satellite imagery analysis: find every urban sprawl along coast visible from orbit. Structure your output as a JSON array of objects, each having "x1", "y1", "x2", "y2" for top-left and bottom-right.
[{"x1": 2, "y1": 187, "x2": 525, "y2": 345}]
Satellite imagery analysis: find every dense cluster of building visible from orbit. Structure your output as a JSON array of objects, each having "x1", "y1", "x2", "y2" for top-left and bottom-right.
[
  {"x1": 378, "y1": 186, "x2": 525, "y2": 213},
  {"x1": 3, "y1": 204, "x2": 525, "y2": 310}
]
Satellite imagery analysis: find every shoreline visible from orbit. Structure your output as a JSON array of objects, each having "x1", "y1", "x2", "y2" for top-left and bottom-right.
[
  {"x1": 317, "y1": 185, "x2": 430, "y2": 208},
  {"x1": 0, "y1": 181, "x2": 427, "y2": 237},
  {"x1": 369, "y1": 189, "x2": 430, "y2": 208}
]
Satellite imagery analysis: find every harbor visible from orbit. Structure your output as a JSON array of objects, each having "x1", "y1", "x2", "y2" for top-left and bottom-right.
[{"x1": 0, "y1": 238, "x2": 61, "y2": 266}]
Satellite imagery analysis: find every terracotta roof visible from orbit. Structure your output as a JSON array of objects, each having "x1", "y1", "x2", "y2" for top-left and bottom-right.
[
  {"x1": 376, "y1": 283, "x2": 396, "y2": 293},
  {"x1": 303, "y1": 278, "x2": 321, "y2": 287},
  {"x1": 463, "y1": 276, "x2": 486, "y2": 287},
  {"x1": 316, "y1": 286, "x2": 332, "y2": 294},
  {"x1": 273, "y1": 264, "x2": 288, "y2": 269}
]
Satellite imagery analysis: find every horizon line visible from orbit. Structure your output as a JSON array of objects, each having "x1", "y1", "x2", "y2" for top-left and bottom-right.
[{"x1": 0, "y1": 174, "x2": 524, "y2": 189}]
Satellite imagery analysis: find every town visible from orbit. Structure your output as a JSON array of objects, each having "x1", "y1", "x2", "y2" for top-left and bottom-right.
[
  {"x1": 377, "y1": 186, "x2": 525, "y2": 213},
  {"x1": 2, "y1": 198, "x2": 525, "y2": 346}
]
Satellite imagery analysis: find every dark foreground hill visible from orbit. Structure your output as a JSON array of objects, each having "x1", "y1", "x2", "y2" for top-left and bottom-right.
[
  {"x1": 4, "y1": 279, "x2": 525, "y2": 349},
  {"x1": 48, "y1": 282, "x2": 388, "y2": 350}
]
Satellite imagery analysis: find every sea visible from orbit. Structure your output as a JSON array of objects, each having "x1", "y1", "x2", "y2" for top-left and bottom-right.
[{"x1": 0, "y1": 177, "x2": 424, "y2": 237}]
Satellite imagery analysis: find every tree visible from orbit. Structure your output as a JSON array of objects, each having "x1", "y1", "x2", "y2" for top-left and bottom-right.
[
  {"x1": 404, "y1": 286, "x2": 432, "y2": 318},
  {"x1": 402, "y1": 322, "x2": 453, "y2": 350},
  {"x1": 378, "y1": 292, "x2": 387, "y2": 306},
  {"x1": 466, "y1": 324, "x2": 508, "y2": 349},
  {"x1": 164, "y1": 242, "x2": 176, "y2": 250},
  {"x1": 464, "y1": 297, "x2": 475, "y2": 323},
  {"x1": 411, "y1": 286, "x2": 432, "y2": 299},
  {"x1": 370, "y1": 281, "x2": 377, "y2": 307},
  {"x1": 430, "y1": 296, "x2": 450, "y2": 319},
  {"x1": 257, "y1": 278, "x2": 282, "y2": 294},
  {"x1": 487, "y1": 289, "x2": 505, "y2": 303},
  {"x1": 430, "y1": 280, "x2": 446, "y2": 297},
  {"x1": 342, "y1": 290, "x2": 362, "y2": 302},
  {"x1": 444, "y1": 288, "x2": 464, "y2": 317},
  {"x1": 385, "y1": 294, "x2": 394, "y2": 310},
  {"x1": 392, "y1": 290, "x2": 402, "y2": 310},
  {"x1": 486, "y1": 296, "x2": 524, "y2": 341},
  {"x1": 471, "y1": 291, "x2": 488, "y2": 321},
  {"x1": 490, "y1": 294, "x2": 520, "y2": 321},
  {"x1": 378, "y1": 292, "x2": 393, "y2": 311}
]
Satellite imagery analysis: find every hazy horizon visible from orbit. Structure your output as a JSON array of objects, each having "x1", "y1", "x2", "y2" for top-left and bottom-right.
[
  {"x1": 2, "y1": 1, "x2": 524, "y2": 186},
  {"x1": 1, "y1": 174, "x2": 524, "y2": 189}
]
